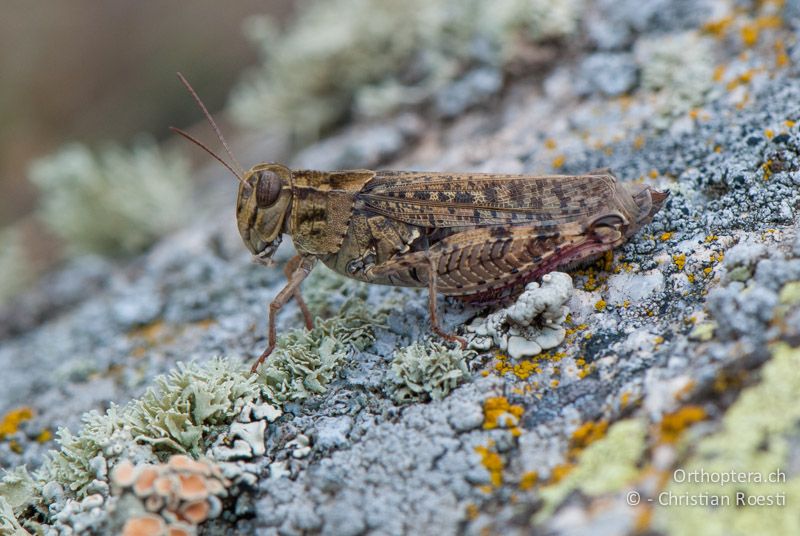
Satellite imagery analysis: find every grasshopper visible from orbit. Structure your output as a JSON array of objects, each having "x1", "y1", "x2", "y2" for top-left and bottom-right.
[{"x1": 172, "y1": 74, "x2": 668, "y2": 373}]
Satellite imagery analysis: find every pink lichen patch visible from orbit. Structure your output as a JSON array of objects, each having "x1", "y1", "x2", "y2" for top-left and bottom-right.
[
  {"x1": 122, "y1": 514, "x2": 167, "y2": 536},
  {"x1": 153, "y1": 475, "x2": 175, "y2": 497},
  {"x1": 134, "y1": 466, "x2": 159, "y2": 497},
  {"x1": 112, "y1": 455, "x2": 230, "y2": 533},
  {"x1": 111, "y1": 460, "x2": 138, "y2": 488},
  {"x1": 179, "y1": 500, "x2": 211, "y2": 524},
  {"x1": 177, "y1": 474, "x2": 208, "y2": 501},
  {"x1": 169, "y1": 455, "x2": 211, "y2": 476},
  {"x1": 167, "y1": 522, "x2": 195, "y2": 536}
]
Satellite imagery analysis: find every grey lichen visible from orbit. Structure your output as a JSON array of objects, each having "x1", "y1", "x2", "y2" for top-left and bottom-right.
[
  {"x1": 229, "y1": 0, "x2": 584, "y2": 138},
  {"x1": 467, "y1": 272, "x2": 573, "y2": 359},
  {"x1": 256, "y1": 300, "x2": 379, "y2": 404},
  {"x1": 388, "y1": 341, "x2": 472, "y2": 403},
  {"x1": 28, "y1": 139, "x2": 190, "y2": 256}
]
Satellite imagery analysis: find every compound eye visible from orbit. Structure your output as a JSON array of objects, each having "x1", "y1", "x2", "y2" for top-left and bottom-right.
[{"x1": 255, "y1": 170, "x2": 282, "y2": 207}]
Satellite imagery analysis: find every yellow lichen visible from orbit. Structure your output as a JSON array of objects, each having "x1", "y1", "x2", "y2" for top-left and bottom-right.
[
  {"x1": 764, "y1": 128, "x2": 775, "y2": 139},
  {"x1": 36, "y1": 429, "x2": 53, "y2": 443},
  {"x1": 549, "y1": 463, "x2": 574, "y2": 484},
  {"x1": 740, "y1": 24, "x2": 760, "y2": 47},
  {"x1": 594, "y1": 299, "x2": 607, "y2": 312},
  {"x1": 633, "y1": 135, "x2": 645, "y2": 150},
  {"x1": 673, "y1": 253, "x2": 687, "y2": 271},
  {"x1": 465, "y1": 503, "x2": 479, "y2": 520},
  {"x1": 702, "y1": 16, "x2": 734, "y2": 37},
  {"x1": 482, "y1": 397, "x2": 524, "y2": 430},
  {"x1": 552, "y1": 155, "x2": 566, "y2": 169},
  {"x1": 544, "y1": 138, "x2": 557, "y2": 150},
  {"x1": 660, "y1": 232, "x2": 674, "y2": 241},
  {"x1": 569, "y1": 420, "x2": 609, "y2": 457},
  {"x1": 519, "y1": 471, "x2": 539, "y2": 490},
  {"x1": 0, "y1": 407, "x2": 34, "y2": 440},
  {"x1": 659, "y1": 405, "x2": 707, "y2": 443},
  {"x1": 475, "y1": 444, "x2": 504, "y2": 487}
]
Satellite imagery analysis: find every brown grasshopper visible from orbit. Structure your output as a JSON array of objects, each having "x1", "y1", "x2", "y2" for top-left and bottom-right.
[{"x1": 172, "y1": 74, "x2": 668, "y2": 373}]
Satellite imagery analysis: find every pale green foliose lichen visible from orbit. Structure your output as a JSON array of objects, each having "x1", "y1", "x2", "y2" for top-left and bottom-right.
[
  {"x1": 127, "y1": 359, "x2": 260, "y2": 455},
  {"x1": 229, "y1": 0, "x2": 583, "y2": 137},
  {"x1": 303, "y1": 265, "x2": 368, "y2": 317},
  {"x1": 0, "y1": 496, "x2": 30, "y2": 536},
  {"x1": 389, "y1": 341, "x2": 472, "y2": 403},
  {"x1": 635, "y1": 31, "x2": 715, "y2": 122},
  {"x1": 257, "y1": 300, "x2": 378, "y2": 403},
  {"x1": 28, "y1": 139, "x2": 190, "y2": 256},
  {"x1": 35, "y1": 358, "x2": 257, "y2": 499},
  {"x1": 536, "y1": 419, "x2": 647, "y2": 521},
  {"x1": 0, "y1": 227, "x2": 32, "y2": 306},
  {"x1": 655, "y1": 343, "x2": 800, "y2": 536}
]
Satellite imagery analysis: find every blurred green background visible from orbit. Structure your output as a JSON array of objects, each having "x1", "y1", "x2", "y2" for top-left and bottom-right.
[{"x1": 0, "y1": 0, "x2": 294, "y2": 227}]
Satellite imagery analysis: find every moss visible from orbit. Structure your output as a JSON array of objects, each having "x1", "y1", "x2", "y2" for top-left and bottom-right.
[
  {"x1": 229, "y1": 0, "x2": 583, "y2": 138},
  {"x1": 536, "y1": 419, "x2": 647, "y2": 521},
  {"x1": 28, "y1": 139, "x2": 190, "y2": 256},
  {"x1": 656, "y1": 343, "x2": 800, "y2": 536},
  {"x1": 257, "y1": 300, "x2": 378, "y2": 403},
  {"x1": 388, "y1": 340, "x2": 471, "y2": 403}
]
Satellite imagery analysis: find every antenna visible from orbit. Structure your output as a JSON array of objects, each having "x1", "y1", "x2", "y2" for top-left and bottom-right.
[
  {"x1": 175, "y1": 72, "x2": 245, "y2": 176},
  {"x1": 169, "y1": 127, "x2": 250, "y2": 188}
]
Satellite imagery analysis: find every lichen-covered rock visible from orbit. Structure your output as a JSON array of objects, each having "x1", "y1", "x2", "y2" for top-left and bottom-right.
[
  {"x1": 467, "y1": 272, "x2": 573, "y2": 359},
  {"x1": 388, "y1": 341, "x2": 472, "y2": 403}
]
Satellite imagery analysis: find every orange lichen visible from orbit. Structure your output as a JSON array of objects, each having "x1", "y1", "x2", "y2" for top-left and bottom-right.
[
  {"x1": 475, "y1": 444, "x2": 504, "y2": 487},
  {"x1": 740, "y1": 24, "x2": 760, "y2": 47},
  {"x1": 0, "y1": 407, "x2": 34, "y2": 440},
  {"x1": 35, "y1": 429, "x2": 53, "y2": 443},
  {"x1": 659, "y1": 405, "x2": 707, "y2": 443},
  {"x1": 648, "y1": 169, "x2": 659, "y2": 179},
  {"x1": 482, "y1": 397, "x2": 524, "y2": 430},
  {"x1": 702, "y1": 16, "x2": 734, "y2": 37},
  {"x1": 544, "y1": 138, "x2": 557, "y2": 150},
  {"x1": 519, "y1": 471, "x2": 539, "y2": 491},
  {"x1": 465, "y1": 503, "x2": 479, "y2": 520},
  {"x1": 633, "y1": 135, "x2": 645, "y2": 150},
  {"x1": 764, "y1": 128, "x2": 775, "y2": 139},
  {"x1": 570, "y1": 420, "x2": 609, "y2": 456},
  {"x1": 549, "y1": 463, "x2": 575, "y2": 484},
  {"x1": 552, "y1": 155, "x2": 566, "y2": 169},
  {"x1": 712, "y1": 64, "x2": 727, "y2": 83},
  {"x1": 660, "y1": 232, "x2": 674, "y2": 241},
  {"x1": 785, "y1": 120, "x2": 796, "y2": 128}
]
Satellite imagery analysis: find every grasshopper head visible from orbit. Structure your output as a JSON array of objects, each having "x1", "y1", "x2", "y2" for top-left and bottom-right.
[{"x1": 236, "y1": 163, "x2": 293, "y2": 264}]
